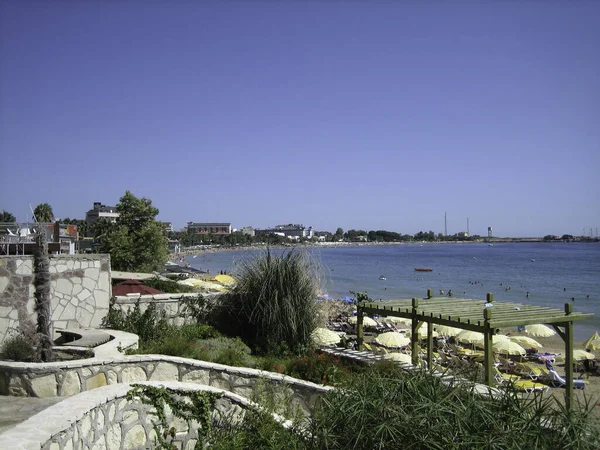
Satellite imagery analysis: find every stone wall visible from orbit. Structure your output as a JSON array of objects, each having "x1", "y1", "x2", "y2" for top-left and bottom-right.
[
  {"x1": 112, "y1": 292, "x2": 220, "y2": 326},
  {"x1": 0, "y1": 353, "x2": 332, "y2": 417},
  {"x1": 0, "y1": 255, "x2": 111, "y2": 346},
  {"x1": 0, "y1": 382, "x2": 268, "y2": 450}
]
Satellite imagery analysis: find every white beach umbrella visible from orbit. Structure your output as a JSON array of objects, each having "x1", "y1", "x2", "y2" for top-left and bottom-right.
[
  {"x1": 382, "y1": 317, "x2": 412, "y2": 326},
  {"x1": 456, "y1": 330, "x2": 485, "y2": 345},
  {"x1": 410, "y1": 323, "x2": 438, "y2": 339},
  {"x1": 583, "y1": 332, "x2": 600, "y2": 351},
  {"x1": 573, "y1": 350, "x2": 596, "y2": 361},
  {"x1": 525, "y1": 324, "x2": 556, "y2": 337},
  {"x1": 510, "y1": 336, "x2": 543, "y2": 349},
  {"x1": 384, "y1": 352, "x2": 413, "y2": 364},
  {"x1": 434, "y1": 325, "x2": 462, "y2": 337},
  {"x1": 348, "y1": 316, "x2": 378, "y2": 327},
  {"x1": 493, "y1": 340, "x2": 527, "y2": 356},
  {"x1": 374, "y1": 332, "x2": 411, "y2": 349},
  {"x1": 311, "y1": 328, "x2": 342, "y2": 346}
]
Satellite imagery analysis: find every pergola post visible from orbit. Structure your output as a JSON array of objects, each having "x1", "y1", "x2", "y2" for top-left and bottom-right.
[
  {"x1": 411, "y1": 298, "x2": 419, "y2": 365},
  {"x1": 483, "y1": 307, "x2": 494, "y2": 386},
  {"x1": 356, "y1": 303, "x2": 364, "y2": 350},
  {"x1": 426, "y1": 320, "x2": 433, "y2": 370},
  {"x1": 427, "y1": 289, "x2": 433, "y2": 299},
  {"x1": 564, "y1": 303, "x2": 574, "y2": 412}
]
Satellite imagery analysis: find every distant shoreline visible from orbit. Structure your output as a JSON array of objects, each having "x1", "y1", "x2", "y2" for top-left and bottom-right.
[{"x1": 170, "y1": 239, "x2": 597, "y2": 260}]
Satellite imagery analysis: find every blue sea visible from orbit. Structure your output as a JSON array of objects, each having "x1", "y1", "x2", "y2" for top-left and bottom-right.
[{"x1": 185, "y1": 242, "x2": 600, "y2": 341}]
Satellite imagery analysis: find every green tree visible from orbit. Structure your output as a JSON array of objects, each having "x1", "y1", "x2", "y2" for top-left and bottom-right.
[
  {"x1": 0, "y1": 210, "x2": 16, "y2": 222},
  {"x1": 33, "y1": 203, "x2": 54, "y2": 222},
  {"x1": 98, "y1": 191, "x2": 169, "y2": 272},
  {"x1": 334, "y1": 227, "x2": 344, "y2": 241}
]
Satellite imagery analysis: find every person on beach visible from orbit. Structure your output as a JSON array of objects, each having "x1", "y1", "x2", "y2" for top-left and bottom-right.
[{"x1": 448, "y1": 290, "x2": 453, "y2": 297}]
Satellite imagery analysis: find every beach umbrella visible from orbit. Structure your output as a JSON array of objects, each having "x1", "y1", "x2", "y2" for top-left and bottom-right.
[
  {"x1": 410, "y1": 323, "x2": 438, "y2": 339},
  {"x1": 311, "y1": 328, "x2": 342, "y2": 346},
  {"x1": 348, "y1": 316, "x2": 378, "y2": 327},
  {"x1": 374, "y1": 332, "x2": 410, "y2": 349},
  {"x1": 585, "y1": 339, "x2": 600, "y2": 352},
  {"x1": 456, "y1": 330, "x2": 485, "y2": 345},
  {"x1": 381, "y1": 317, "x2": 412, "y2": 325},
  {"x1": 510, "y1": 336, "x2": 543, "y2": 349},
  {"x1": 211, "y1": 274, "x2": 236, "y2": 286},
  {"x1": 434, "y1": 325, "x2": 462, "y2": 337},
  {"x1": 384, "y1": 352, "x2": 413, "y2": 364},
  {"x1": 583, "y1": 332, "x2": 600, "y2": 350},
  {"x1": 493, "y1": 340, "x2": 527, "y2": 356},
  {"x1": 525, "y1": 324, "x2": 556, "y2": 337},
  {"x1": 572, "y1": 350, "x2": 596, "y2": 361},
  {"x1": 112, "y1": 279, "x2": 165, "y2": 296}
]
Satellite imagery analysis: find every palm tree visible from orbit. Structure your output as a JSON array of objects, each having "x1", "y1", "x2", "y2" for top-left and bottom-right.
[
  {"x1": 33, "y1": 203, "x2": 54, "y2": 223},
  {"x1": 34, "y1": 227, "x2": 53, "y2": 362},
  {"x1": 0, "y1": 210, "x2": 16, "y2": 222}
]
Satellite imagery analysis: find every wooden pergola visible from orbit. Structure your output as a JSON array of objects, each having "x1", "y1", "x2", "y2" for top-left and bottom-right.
[{"x1": 356, "y1": 289, "x2": 594, "y2": 410}]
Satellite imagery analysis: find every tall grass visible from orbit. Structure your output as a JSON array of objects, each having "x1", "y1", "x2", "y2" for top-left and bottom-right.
[
  {"x1": 214, "y1": 249, "x2": 321, "y2": 356},
  {"x1": 205, "y1": 363, "x2": 600, "y2": 449}
]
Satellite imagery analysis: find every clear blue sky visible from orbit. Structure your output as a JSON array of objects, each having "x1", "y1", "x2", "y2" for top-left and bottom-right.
[{"x1": 1, "y1": 1, "x2": 598, "y2": 237}]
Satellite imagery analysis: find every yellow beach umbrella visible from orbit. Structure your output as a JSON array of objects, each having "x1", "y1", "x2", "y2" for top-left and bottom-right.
[
  {"x1": 525, "y1": 324, "x2": 556, "y2": 338},
  {"x1": 374, "y1": 332, "x2": 410, "y2": 349},
  {"x1": 573, "y1": 350, "x2": 595, "y2": 361},
  {"x1": 583, "y1": 332, "x2": 600, "y2": 350},
  {"x1": 493, "y1": 340, "x2": 526, "y2": 356},
  {"x1": 211, "y1": 274, "x2": 236, "y2": 285},
  {"x1": 384, "y1": 352, "x2": 413, "y2": 364},
  {"x1": 311, "y1": 328, "x2": 342, "y2": 346},
  {"x1": 510, "y1": 336, "x2": 543, "y2": 349}
]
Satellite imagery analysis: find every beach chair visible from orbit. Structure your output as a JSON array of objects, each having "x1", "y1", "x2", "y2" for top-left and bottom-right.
[
  {"x1": 548, "y1": 370, "x2": 586, "y2": 389},
  {"x1": 493, "y1": 366, "x2": 520, "y2": 384},
  {"x1": 511, "y1": 379, "x2": 550, "y2": 393},
  {"x1": 362, "y1": 342, "x2": 374, "y2": 352},
  {"x1": 514, "y1": 362, "x2": 548, "y2": 381}
]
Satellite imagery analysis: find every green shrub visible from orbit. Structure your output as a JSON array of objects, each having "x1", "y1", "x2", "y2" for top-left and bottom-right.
[
  {"x1": 142, "y1": 277, "x2": 197, "y2": 293},
  {"x1": 288, "y1": 351, "x2": 354, "y2": 386},
  {"x1": 102, "y1": 299, "x2": 170, "y2": 342},
  {"x1": 1, "y1": 332, "x2": 39, "y2": 362},
  {"x1": 213, "y1": 249, "x2": 321, "y2": 356}
]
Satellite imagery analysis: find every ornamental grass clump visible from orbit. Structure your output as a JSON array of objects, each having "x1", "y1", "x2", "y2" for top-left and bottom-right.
[{"x1": 215, "y1": 249, "x2": 321, "y2": 356}]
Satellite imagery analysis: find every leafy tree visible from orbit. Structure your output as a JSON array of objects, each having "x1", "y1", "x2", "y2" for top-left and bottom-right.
[
  {"x1": 0, "y1": 210, "x2": 16, "y2": 222},
  {"x1": 561, "y1": 234, "x2": 574, "y2": 241},
  {"x1": 334, "y1": 227, "x2": 344, "y2": 241},
  {"x1": 33, "y1": 203, "x2": 54, "y2": 223},
  {"x1": 98, "y1": 191, "x2": 169, "y2": 272},
  {"x1": 543, "y1": 235, "x2": 557, "y2": 241}
]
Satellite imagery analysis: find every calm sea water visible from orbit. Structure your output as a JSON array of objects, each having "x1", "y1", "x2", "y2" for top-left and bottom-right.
[{"x1": 186, "y1": 243, "x2": 600, "y2": 341}]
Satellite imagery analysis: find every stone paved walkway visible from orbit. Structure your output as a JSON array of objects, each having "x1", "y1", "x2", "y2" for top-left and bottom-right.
[{"x1": 0, "y1": 396, "x2": 64, "y2": 434}]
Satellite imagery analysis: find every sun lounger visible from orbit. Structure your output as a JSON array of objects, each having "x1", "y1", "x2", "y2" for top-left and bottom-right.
[
  {"x1": 493, "y1": 366, "x2": 520, "y2": 384},
  {"x1": 511, "y1": 379, "x2": 549, "y2": 393},
  {"x1": 548, "y1": 370, "x2": 586, "y2": 389}
]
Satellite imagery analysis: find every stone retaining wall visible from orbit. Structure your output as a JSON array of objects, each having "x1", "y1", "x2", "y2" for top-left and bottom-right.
[
  {"x1": 0, "y1": 255, "x2": 111, "y2": 345},
  {"x1": 0, "y1": 353, "x2": 332, "y2": 417},
  {"x1": 112, "y1": 292, "x2": 220, "y2": 326},
  {"x1": 0, "y1": 382, "x2": 268, "y2": 450}
]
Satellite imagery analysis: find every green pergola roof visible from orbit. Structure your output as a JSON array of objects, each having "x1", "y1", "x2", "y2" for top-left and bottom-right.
[
  {"x1": 356, "y1": 291, "x2": 594, "y2": 410},
  {"x1": 359, "y1": 296, "x2": 593, "y2": 332}
]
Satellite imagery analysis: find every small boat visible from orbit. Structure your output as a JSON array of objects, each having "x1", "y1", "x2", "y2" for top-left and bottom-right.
[
  {"x1": 414, "y1": 268, "x2": 433, "y2": 272},
  {"x1": 531, "y1": 259, "x2": 535, "y2": 262},
  {"x1": 379, "y1": 275, "x2": 386, "y2": 280}
]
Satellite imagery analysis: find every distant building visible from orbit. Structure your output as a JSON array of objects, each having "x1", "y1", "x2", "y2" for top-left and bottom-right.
[
  {"x1": 187, "y1": 222, "x2": 232, "y2": 235},
  {"x1": 161, "y1": 222, "x2": 174, "y2": 233},
  {"x1": 86, "y1": 202, "x2": 119, "y2": 236},
  {"x1": 0, "y1": 221, "x2": 77, "y2": 255},
  {"x1": 239, "y1": 226, "x2": 255, "y2": 237},
  {"x1": 488, "y1": 227, "x2": 493, "y2": 238},
  {"x1": 457, "y1": 231, "x2": 469, "y2": 238},
  {"x1": 255, "y1": 224, "x2": 314, "y2": 240}
]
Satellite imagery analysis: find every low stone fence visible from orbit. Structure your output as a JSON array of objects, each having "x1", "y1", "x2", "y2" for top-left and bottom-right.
[
  {"x1": 112, "y1": 292, "x2": 221, "y2": 326},
  {"x1": 0, "y1": 381, "x2": 272, "y2": 450}
]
